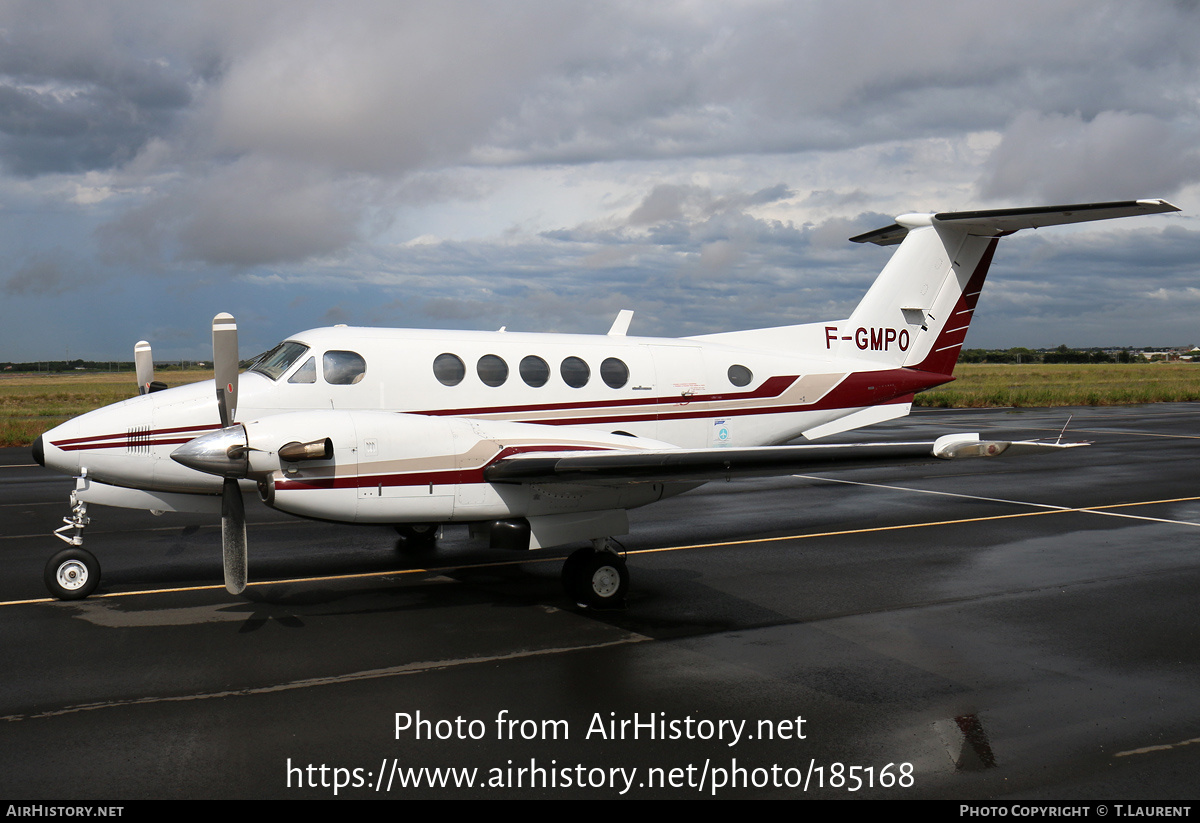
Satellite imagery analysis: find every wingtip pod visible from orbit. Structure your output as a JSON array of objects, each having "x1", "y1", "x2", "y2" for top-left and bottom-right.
[{"x1": 933, "y1": 434, "x2": 1089, "y2": 460}]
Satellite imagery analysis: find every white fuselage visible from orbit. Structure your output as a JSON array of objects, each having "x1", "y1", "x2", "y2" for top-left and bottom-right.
[{"x1": 38, "y1": 325, "x2": 935, "y2": 521}]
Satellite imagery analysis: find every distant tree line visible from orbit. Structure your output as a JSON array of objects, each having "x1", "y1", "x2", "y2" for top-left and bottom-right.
[
  {"x1": 1, "y1": 360, "x2": 209, "y2": 372},
  {"x1": 958, "y1": 346, "x2": 1143, "y2": 364}
]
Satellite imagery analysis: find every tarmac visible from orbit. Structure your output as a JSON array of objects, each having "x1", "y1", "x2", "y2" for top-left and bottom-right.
[{"x1": 1, "y1": 404, "x2": 1198, "y2": 799}]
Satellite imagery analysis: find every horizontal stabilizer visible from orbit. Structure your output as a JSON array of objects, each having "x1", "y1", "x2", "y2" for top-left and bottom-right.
[
  {"x1": 851, "y1": 199, "x2": 1179, "y2": 246},
  {"x1": 485, "y1": 435, "x2": 1087, "y2": 486}
]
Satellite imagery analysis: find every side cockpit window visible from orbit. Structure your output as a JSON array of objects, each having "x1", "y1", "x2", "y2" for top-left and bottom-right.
[
  {"x1": 288, "y1": 356, "x2": 316, "y2": 384},
  {"x1": 323, "y1": 350, "x2": 367, "y2": 385},
  {"x1": 249, "y1": 341, "x2": 309, "y2": 381}
]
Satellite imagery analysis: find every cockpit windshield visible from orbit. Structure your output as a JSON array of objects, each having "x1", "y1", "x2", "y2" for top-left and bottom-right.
[{"x1": 248, "y1": 341, "x2": 310, "y2": 381}]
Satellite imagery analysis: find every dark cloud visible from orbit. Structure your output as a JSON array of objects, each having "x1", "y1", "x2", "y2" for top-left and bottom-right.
[
  {"x1": 0, "y1": 1, "x2": 1197, "y2": 357},
  {"x1": 628, "y1": 184, "x2": 699, "y2": 225},
  {"x1": 96, "y1": 158, "x2": 361, "y2": 268},
  {"x1": 3, "y1": 252, "x2": 92, "y2": 296},
  {"x1": 0, "y1": 3, "x2": 198, "y2": 176},
  {"x1": 978, "y1": 111, "x2": 1200, "y2": 202}
]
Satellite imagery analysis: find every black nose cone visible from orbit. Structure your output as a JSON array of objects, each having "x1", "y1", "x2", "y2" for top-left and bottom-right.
[{"x1": 32, "y1": 435, "x2": 45, "y2": 467}]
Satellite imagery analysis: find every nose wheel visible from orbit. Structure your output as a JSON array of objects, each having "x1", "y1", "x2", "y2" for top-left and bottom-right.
[
  {"x1": 46, "y1": 487, "x2": 102, "y2": 600},
  {"x1": 45, "y1": 548, "x2": 101, "y2": 600},
  {"x1": 562, "y1": 541, "x2": 629, "y2": 609}
]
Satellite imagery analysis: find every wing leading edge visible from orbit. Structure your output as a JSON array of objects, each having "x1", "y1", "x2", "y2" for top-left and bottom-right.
[{"x1": 484, "y1": 434, "x2": 1087, "y2": 485}]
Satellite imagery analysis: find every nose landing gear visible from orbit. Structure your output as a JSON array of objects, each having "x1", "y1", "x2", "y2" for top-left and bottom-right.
[{"x1": 45, "y1": 479, "x2": 101, "y2": 600}]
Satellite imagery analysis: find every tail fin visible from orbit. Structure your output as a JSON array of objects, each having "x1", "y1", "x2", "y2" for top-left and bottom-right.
[{"x1": 842, "y1": 199, "x2": 1178, "y2": 374}]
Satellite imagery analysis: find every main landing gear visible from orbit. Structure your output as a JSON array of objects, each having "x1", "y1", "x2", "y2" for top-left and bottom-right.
[
  {"x1": 394, "y1": 523, "x2": 440, "y2": 552},
  {"x1": 45, "y1": 487, "x2": 100, "y2": 600},
  {"x1": 561, "y1": 539, "x2": 629, "y2": 610}
]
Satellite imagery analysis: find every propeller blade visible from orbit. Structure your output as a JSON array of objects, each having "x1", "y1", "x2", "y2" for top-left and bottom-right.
[
  {"x1": 135, "y1": 341, "x2": 154, "y2": 395},
  {"x1": 213, "y1": 313, "x2": 239, "y2": 427},
  {"x1": 221, "y1": 477, "x2": 247, "y2": 595}
]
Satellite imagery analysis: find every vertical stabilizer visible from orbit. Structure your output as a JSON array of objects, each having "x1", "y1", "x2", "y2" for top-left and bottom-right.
[
  {"x1": 841, "y1": 216, "x2": 997, "y2": 372},
  {"x1": 690, "y1": 200, "x2": 1177, "y2": 368},
  {"x1": 841, "y1": 199, "x2": 1178, "y2": 374}
]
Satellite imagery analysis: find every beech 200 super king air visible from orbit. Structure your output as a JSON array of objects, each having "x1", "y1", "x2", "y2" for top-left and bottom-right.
[{"x1": 33, "y1": 199, "x2": 1179, "y2": 606}]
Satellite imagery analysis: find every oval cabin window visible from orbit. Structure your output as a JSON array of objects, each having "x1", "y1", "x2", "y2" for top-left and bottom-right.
[
  {"x1": 433, "y1": 353, "x2": 465, "y2": 386},
  {"x1": 727, "y1": 364, "x2": 753, "y2": 387},
  {"x1": 477, "y1": 354, "x2": 509, "y2": 387},
  {"x1": 560, "y1": 356, "x2": 590, "y2": 388},
  {"x1": 520, "y1": 355, "x2": 550, "y2": 387},
  {"x1": 600, "y1": 357, "x2": 629, "y2": 389}
]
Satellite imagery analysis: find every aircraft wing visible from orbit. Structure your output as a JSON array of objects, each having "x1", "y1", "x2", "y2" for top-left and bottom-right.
[{"x1": 484, "y1": 434, "x2": 1086, "y2": 486}]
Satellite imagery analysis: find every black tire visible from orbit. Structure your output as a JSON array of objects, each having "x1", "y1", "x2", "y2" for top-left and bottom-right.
[
  {"x1": 561, "y1": 548, "x2": 591, "y2": 603},
  {"x1": 45, "y1": 548, "x2": 100, "y2": 600},
  {"x1": 563, "y1": 549, "x2": 628, "y2": 609},
  {"x1": 394, "y1": 523, "x2": 439, "y2": 551}
]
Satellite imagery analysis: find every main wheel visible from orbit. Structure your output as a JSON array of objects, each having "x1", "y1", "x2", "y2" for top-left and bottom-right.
[
  {"x1": 45, "y1": 548, "x2": 100, "y2": 600},
  {"x1": 394, "y1": 523, "x2": 439, "y2": 551},
  {"x1": 562, "y1": 548, "x2": 629, "y2": 609}
]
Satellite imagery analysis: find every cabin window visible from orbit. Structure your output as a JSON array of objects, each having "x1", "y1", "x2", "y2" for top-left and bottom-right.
[
  {"x1": 433, "y1": 353, "x2": 465, "y2": 386},
  {"x1": 728, "y1": 364, "x2": 753, "y2": 387},
  {"x1": 288, "y1": 356, "x2": 316, "y2": 384},
  {"x1": 323, "y1": 350, "x2": 367, "y2": 385},
  {"x1": 249, "y1": 341, "x2": 309, "y2": 381},
  {"x1": 520, "y1": 355, "x2": 550, "y2": 387},
  {"x1": 600, "y1": 357, "x2": 629, "y2": 389},
  {"x1": 560, "y1": 356, "x2": 590, "y2": 388},
  {"x1": 477, "y1": 354, "x2": 508, "y2": 387}
]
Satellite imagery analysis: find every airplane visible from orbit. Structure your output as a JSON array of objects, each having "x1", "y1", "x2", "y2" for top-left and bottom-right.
[{"x1": 32, "y1": 199, "x2": 1179, "y2": 606}]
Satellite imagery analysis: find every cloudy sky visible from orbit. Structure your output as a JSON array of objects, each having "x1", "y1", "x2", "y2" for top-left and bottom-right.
[{"x1": 1, "y1": 0, "x2": 1198, "y2": 361}]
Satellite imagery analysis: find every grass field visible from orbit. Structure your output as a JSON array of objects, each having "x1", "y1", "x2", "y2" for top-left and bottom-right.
[
  {"x1": 915, "y1": 363, "x2": 1200, "y2": 408},
  {"x1": 0, "y1": 370, "x2": 213, "y2": 449},
  {"x1": 2, "y1": 363, "x2": 1197, "y2": 448}
]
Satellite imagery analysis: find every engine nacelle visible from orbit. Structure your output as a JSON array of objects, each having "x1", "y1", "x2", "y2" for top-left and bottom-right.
[{"x1": 234, "y1": 410, "x2": 669, "y2": 526}]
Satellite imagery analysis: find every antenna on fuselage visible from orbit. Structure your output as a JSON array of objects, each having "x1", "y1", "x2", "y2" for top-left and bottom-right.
[{"x1": 607, "y1": 310, "x2": 634, "y2": 336}]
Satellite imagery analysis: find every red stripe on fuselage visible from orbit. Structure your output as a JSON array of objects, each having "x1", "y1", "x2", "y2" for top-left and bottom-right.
[
  {"x1": 55, "y1": 436, "x2": 206, "y2": 452},
  {"x1": 53, "y1": 367, "x2": 952, "y2": 457},
  {"x1": 421, "y1": 374, "x2": 799, "y2": 418},
  {"x1": 50, "y1": 423, "x2": 221, "y2": 449},
  {"x1": 465, "y1": 367, "x2": 952, "y2": 427}
]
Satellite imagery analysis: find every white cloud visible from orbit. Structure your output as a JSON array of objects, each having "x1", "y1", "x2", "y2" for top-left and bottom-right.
[{"x1": 0, "y1": 0, "x2": 1198, "y2": 358}]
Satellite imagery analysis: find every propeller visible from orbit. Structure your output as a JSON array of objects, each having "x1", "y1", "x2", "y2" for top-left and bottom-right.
[
  {"x1": 134, "y1": 340, "x2": 167, "y2": 395},
  {"x1": 213, "y1": 313, "x2": 239, "y2": 427},
  {"x1": 135, "y1": 341, "x2": 154, "y2": 395},
  {"x1": 212, "y1": 312, "x2": 247, "y2": 595},
  {"x1": 172, "y1": 312, "x2": 330, "y2": 595}
]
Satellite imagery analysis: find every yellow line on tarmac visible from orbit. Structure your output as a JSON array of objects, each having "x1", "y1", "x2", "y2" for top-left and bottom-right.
[{"x1": 4, "y1": 495, "x2": 1199, "y2": 607}]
